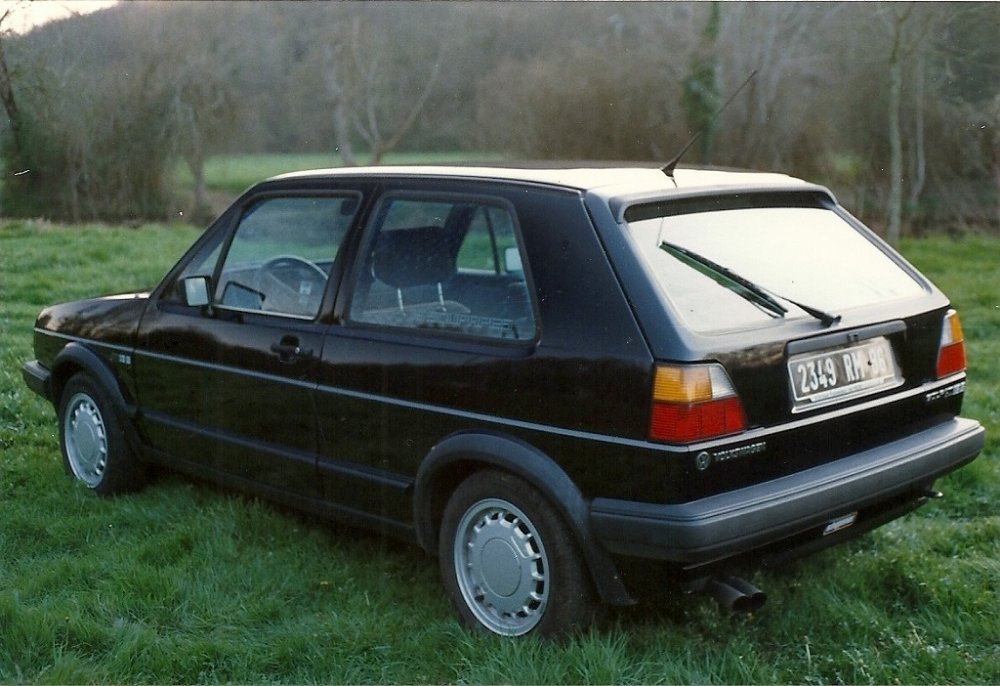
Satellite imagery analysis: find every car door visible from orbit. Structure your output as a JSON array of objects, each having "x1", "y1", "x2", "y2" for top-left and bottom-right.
[
  {"x1": 134, "y1": 193, "x2": 361, "y2": 497},
  {"x1": 311, "y1": 189, "x2": 542, "y2": 523}
]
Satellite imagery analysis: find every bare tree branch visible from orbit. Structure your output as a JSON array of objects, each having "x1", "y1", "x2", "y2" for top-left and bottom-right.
[{"x1": 369, "y1": 50, "x2": 442, "y2": 164}]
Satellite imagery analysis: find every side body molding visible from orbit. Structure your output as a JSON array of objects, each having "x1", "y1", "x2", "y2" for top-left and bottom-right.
[{"x1": 413, "y1": 430, "x2": 634, "y2": 607}]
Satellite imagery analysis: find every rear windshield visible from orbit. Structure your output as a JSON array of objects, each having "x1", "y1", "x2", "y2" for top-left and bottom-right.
[{"x1": 625, "y1": 205, "x2": 926, "y2": 333}]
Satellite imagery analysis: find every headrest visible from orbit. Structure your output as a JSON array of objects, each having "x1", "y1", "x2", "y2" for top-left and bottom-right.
[{"x1": 371, "y1": 226, "x2": 460, "y2": 288}]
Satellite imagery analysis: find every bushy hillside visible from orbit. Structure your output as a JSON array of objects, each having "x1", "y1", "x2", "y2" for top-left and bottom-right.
[{"x1": 2, "y1": 2, "x2": 999, "y2": 230}]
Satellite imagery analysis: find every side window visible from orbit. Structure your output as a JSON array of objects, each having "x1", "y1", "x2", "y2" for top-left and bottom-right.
[
  {"x1": 213, "y1": 196, "x2": 357, "y2": 318},
  {"x1": 349, "y1": 197, "x2": 536, "y2": 341},
  {"x1": 456, "y1": 206, "x2": 520, "y2": 274}
]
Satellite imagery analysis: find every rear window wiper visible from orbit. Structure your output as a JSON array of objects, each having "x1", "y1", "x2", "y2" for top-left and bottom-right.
[{"x1": 659, "y1": 241, "x2": 841, "y2": 327}]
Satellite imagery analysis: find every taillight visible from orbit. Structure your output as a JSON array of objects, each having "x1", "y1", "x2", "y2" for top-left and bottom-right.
[
  {"x1": 936, "y1": 309, "x2": 967, "y2": 379},
  {"x1": 649, "y1": 363, "x2": 747, "y2": 443}
]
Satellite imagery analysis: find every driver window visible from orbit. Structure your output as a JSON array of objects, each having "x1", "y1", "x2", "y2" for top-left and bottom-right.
[{"x1": 216, "y1": 196, "x2": 357, "y2": 318}]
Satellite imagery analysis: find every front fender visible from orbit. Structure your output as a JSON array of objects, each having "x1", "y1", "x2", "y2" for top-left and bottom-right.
[
  {"x1": 413, "y1": 430, "x2": 634, "y2": 607},
  {"x1": 50, "y1": 342, "x2": 142, "y2": 454},
  {"x1": 51, "y1": 343, "x2": 134, "y2": 413}
]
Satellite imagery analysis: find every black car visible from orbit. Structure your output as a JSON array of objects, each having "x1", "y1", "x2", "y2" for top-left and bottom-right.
[{"x1": 22, "y1": 165, "x2": 984, "y2": 637}]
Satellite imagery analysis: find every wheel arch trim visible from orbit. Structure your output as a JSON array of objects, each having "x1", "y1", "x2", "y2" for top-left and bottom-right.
[
  {"x1": 51, "y1": 342, "x2": 142, "y2": 450},
  {"x1": 413, "y1": 430, "x2": 634, "y2": 607},
  {"x1": 52, "y1": 344, "x2": 129, "y2": 405}
]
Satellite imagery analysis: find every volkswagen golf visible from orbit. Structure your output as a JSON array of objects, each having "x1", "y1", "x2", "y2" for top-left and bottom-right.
[{"x1": 23, "y1": 164, "x2": 984, "y2": 636}]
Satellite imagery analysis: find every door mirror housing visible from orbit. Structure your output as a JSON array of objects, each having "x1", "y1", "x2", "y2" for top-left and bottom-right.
[
  {"x1": 503, "y1": 246, "x2": 523, "y2": 275},
  {"x1": 182, "y1": 276, "x2": 211, "y2": 307}
]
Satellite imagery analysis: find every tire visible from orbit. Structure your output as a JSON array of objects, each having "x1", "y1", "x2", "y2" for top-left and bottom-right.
[
  {"x1": 439, "y1": 469, "x2": 600, "y2": 637},
  {"x1": 58, "y1": 373, "x2": 145, "y2": 496}
]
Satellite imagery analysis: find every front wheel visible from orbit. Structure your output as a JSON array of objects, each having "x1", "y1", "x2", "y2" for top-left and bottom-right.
[
  {"x1": 439, "y1": 470, "x2": 600, "y2": 637},
  {"x1": 58, "y1": 373, "x2": 145, "y2": 496}
]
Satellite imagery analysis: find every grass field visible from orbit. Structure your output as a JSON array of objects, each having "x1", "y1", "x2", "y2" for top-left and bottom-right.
[{"x1": 1, "y1": 220, "x2": 997, "y2": 684}]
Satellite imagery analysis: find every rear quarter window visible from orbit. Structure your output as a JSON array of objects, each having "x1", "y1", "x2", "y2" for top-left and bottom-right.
[{"x1": 348, "y1": 196, "x2": 536, "y2": 342}]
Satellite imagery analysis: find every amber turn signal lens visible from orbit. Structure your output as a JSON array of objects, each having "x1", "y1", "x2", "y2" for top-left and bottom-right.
[
  {"x1": 936, "y1": 309, "x2": 967, "y2": 379},
  {"x1": 653, "y1": 366, "x2": 713, "y2": 403}
]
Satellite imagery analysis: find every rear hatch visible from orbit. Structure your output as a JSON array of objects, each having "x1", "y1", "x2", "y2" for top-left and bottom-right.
[{"x1": 618, "y1": 191, "x2": 968, "y2": 498}]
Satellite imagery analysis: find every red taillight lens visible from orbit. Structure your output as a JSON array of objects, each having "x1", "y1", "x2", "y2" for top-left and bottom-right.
[
  {"x1": 649, "y1": 364, "x2": 747, "y2": 443},
  {"x1": 936, "y1": 309, "x2": 967, "y2": 379}
]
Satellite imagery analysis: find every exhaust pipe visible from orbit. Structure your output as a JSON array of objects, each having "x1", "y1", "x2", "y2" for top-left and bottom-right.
[{"x1": 705, "y1": 576, "x2": 767, "y2": 615}]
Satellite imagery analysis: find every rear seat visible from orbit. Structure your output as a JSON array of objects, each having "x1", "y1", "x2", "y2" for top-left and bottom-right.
[{"x1": 353, "y1": 225, "x2": 532, "y2": 339}]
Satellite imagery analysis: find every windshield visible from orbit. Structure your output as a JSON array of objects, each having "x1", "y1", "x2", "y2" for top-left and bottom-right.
[{"x1": 626, "y1": 205, "x2": 925, "y2": 333}]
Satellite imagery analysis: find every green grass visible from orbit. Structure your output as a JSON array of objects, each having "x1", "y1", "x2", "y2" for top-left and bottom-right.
[{"x1": 1, "y1": 222, "x2": 998, "y2": 683}]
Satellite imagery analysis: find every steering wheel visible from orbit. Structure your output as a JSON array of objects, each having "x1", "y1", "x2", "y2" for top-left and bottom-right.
[{"x1": 254, "y1": 255, "x2": 328, "y2": 316}]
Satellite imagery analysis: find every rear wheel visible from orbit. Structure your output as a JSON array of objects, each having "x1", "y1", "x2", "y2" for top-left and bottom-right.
[
  {"x1": 58, "y1": 373, "x2": 145, "y2": 496},
  {"x1": 439, "y1": 469, "x2": 599, "y2": 637}
]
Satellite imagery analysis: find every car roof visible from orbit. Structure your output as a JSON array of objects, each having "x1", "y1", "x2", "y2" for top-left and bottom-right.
[
  {"x1": 271, "y1": 164, "x2": 806, "y2": 191},
  {"x1": 269, "y1": 164, "x2": 836, "y2": 221}
]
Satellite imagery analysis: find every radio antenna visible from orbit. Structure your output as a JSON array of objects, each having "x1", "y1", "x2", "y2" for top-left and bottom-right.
[{"x1": 662, "y1": 69, "x2": 758, "y2": 178}]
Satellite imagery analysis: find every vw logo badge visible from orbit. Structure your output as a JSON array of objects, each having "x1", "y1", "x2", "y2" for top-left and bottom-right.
[{"x1": 695, "y1": 451, "x2": 712, "y2": 471}]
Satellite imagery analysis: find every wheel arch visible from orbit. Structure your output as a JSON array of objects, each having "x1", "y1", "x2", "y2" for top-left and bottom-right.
[
  {"x1": 51, "y1": 343, "x2": 141, "y2": 451},
  {"x1": 413, "y1": 430, "x2": 634, "y2": 607},
  {"x1": 52, "y1": 344, "x2": 126, "y2": 404}
]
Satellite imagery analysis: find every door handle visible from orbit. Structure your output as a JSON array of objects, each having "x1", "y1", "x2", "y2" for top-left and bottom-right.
[{"x1": 270, "y1": 336, "x2": 314, "y2": 364}]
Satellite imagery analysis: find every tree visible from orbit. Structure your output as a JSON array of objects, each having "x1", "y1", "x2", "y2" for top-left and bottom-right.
[
  {"x1": 681, "y1": 2, "x2": 721, "y2": 164},
  {"x1": 881, "y1": 4, "x2": 935, "y2": 245},
  {"x1": 148, "y1": 6, "x2": 241, "y2": 221},
  {"x1": 871, "y1": 3, "x2": 1000, "y2": 240},
  {"x1": 2, "y1": 5, "x2": 202, "y2": 220},
  {"x1": 0, "y1": 2, "x2": 51, "y2": 216},
  {"x1": 322, "y1": 40, "x2": 356, "y2": 167},
  {"x1": 0, "y1": 5, "x2": 24, "y2": 167},
  {"x1": 715, "y1": 3, "x2": 838, "y2": 171},
  {"x1": 3, "y1": 2, "x2": 997, "y2": 229},
  {"x1": 316, "y1": 13, "x2": 443, "y2": 166}
]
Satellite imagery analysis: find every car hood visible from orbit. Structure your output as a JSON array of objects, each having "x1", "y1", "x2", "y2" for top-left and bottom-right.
[{"x1": 36, "y1": 292, "x2": 149, "y2": 348}]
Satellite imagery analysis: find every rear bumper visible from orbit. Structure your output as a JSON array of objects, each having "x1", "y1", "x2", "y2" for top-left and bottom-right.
[
  {"x1": 22, "y1": 360, "x2": 52, "y2": 403},
  {"x1": 590, "y1": 417, "x2": 984, "y2": 566}
]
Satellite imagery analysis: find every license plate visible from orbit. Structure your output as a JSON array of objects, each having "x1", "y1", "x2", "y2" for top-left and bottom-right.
[{"x1": 788, "y1": 336, "x2": 903, "y2": 411}]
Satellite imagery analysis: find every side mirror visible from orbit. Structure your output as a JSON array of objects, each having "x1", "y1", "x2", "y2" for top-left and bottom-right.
[
  {"x1": 503, "y1": 246, "x2": 524, "y2": 275},
  {"x1": 182, "y1": 276, "x2": 211, "y2": 307}
]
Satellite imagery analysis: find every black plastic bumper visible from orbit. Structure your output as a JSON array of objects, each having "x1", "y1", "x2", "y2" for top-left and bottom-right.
[
  {"x1": 590, "y1": 417, "x2": 984, "y2": 566},
  {"x1": 21, "y1": 360, "x2": 52, "y2": 403}
]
